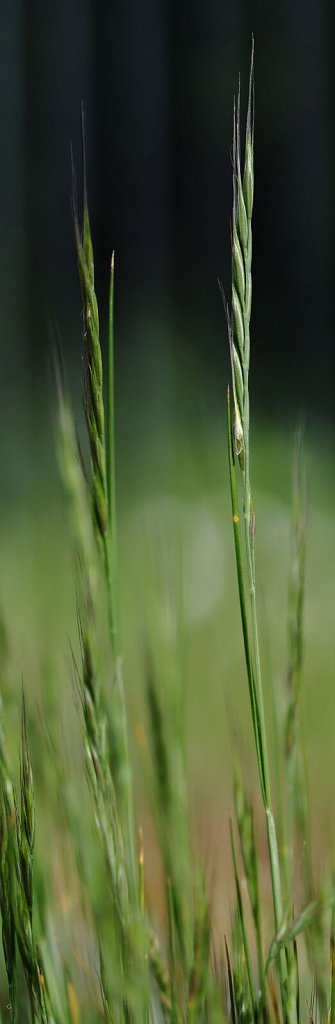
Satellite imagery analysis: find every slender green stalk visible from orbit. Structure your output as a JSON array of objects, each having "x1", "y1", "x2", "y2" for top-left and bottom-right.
[
  {"x1": 283, "y1": 435, "x2": 327, "y2": 1012},
  {"x1": 74, "y1": 192, "x2": 136, "y2": 896},
  {"x1": 105, "y1": 251, "x2": 137, "y2": 900},
  {"x1": 234, "y1": 767, "x2": 264, "y2": 993},
  {"x1": 226, "y1": 45, "x2": 288, "y2": 1005},
  {"x1": 146, "y1": 659, "x2": 191, "y2": 972},
  {"x1": 58, "y1": 386, "x2": 149, "y2": 1023},
  {"x1": 227, "y1": 388, "x2": 266, "y2": 806},
  {"x1": 230, "y1": 820, "x2": 256, "y2": 1018},
  {"x1": 107, "y1": 252, "x2": 120, "y2": 656},
  {"x1": 284, "y1": 430, "x2": 308, "y2": 888}
]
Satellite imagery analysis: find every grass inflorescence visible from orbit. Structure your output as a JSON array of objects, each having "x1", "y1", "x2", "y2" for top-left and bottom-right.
[{"x1": 0, "y1": 46, "x2": 332, "y2": 1024}]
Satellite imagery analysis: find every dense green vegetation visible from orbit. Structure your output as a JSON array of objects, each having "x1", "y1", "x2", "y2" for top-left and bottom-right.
[{"x1": 0, "y1": 51, "x2": 334, "y2": 1023}]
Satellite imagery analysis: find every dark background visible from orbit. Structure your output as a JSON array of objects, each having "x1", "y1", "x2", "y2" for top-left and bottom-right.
[{"x1": 1, "y1": 0, "x2": 334, "y2": 448}]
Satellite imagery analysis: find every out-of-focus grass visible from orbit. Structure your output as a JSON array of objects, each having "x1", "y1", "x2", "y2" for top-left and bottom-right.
[{"x1": 1, "y1": 404, "x2": 334, "y2": 843}]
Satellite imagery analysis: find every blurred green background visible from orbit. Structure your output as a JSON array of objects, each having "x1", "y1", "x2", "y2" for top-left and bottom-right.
[{"x1": 0, "y1": 0, "x2": 335, "y2": 869}]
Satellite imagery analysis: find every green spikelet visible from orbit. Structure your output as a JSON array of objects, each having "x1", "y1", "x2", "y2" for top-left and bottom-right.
[
  {"x1": 228, "y1": 43, "x2": 254, "y2": 468},
  {"x1": 75, "y1": 200, "x2": 109, "y2": 548}
]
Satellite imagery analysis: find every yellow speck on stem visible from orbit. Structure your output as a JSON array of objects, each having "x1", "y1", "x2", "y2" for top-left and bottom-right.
[
  {"x1": 138, "y1": 827, "x2": 143, "y2": 848},
  {"x1": 134, "y1": 721, "x2": 147, "y2": 751},
  {"x1": 233, "y1": 514, "x2": 239, "y2": 523},
  {"x1": 67, "y1": 981, "x2": 80, "y2": 1024},
  {"x1": 138, "y1": 827, "x2": 145, "y2": 914}
]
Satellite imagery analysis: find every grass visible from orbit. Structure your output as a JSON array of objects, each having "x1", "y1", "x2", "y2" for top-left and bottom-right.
[{"x1": 0, "y1": 48, "x2": 334, "y2": 1023}]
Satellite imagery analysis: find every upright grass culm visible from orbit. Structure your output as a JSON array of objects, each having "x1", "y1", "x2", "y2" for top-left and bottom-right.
[
  {"x1": 57, "y1": 329, "x2": 149, "y2": 1020},
  {"x1": 284, "y1": 435, "x2": 328, "y2": 1014},
  {"x1": 74, "y1": 178, "x2": 135, "y2": 880},
  {"x1": 284, "y1": 431, "x2": 308, "y2": 891},
  {"x1": 225, "y1": 42, "x2": 289, "y2": 1010},
  {"x1": 233, "y1": 767, "x2": 264, "y2": 991}
]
